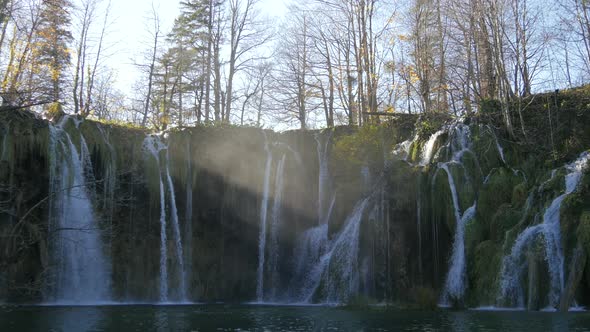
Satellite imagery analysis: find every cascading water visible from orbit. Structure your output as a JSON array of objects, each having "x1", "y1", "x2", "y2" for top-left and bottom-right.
[
  {"x1": 291, "y1": 223, "x2": 329, "y2": 302},
  {"x1": 184, "y1": 142, "x2": 193, "y2": 298},
  {"x1": 256, "y1": 138, "x2": 273, "y2": 302},
  {"x1": 498, "y1": 151, "x2": 590, "y2": 309},
  {"x1": 79, "y1": 135, "x2": 96, "y2": 189},
  {"x1": 165, "y1": 150, "x2": 187, "y2": 301},
  {"x1": 288, "y1": 133, "x2": 337, "y2": 302},
  {"x1": 420, "y1": 129, "x2": 445, "y2": 166},
  {"x1": 436, "y1": 123, "x2": 478, "y2": 305},
  {"x1": 440, "y1": 201, "x2": 476, "y2": 304},
  {"x1": 316, "y1": 132, "x2": 333, "y2": 225},
  {"x1": 47, "y1": 122, "x2": 111, "y2": 303},
  {"x1": 143, "y1": 136, "x2": 187, "y2": 302},
  {"x1": 317, "y1": 198, "x2": 370, "y2": 303},
  {"x1": 267, "y1": 154, "x2": 286, "y2": 301},
  {"x1": 143, "y1": 137, "x2": 168, "y2": 301}
]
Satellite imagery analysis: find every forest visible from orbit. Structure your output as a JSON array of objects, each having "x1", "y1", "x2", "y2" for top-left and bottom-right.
[{"x1": 0, "y1": 0, "x2": 588, "y2": 129}]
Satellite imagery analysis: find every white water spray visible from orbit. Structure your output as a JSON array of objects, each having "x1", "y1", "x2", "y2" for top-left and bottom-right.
[
  {"x1": 47, "y1": 122, "x2": 111, "y2": 303},
  {"x1": 256, "y1": 138, "x2": 273, "y2": 302},
  {"x1": 499, "y1": 151, "x2": 590, "y2": 308}
]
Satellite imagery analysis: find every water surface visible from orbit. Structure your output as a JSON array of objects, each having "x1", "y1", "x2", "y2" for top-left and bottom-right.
[{"x1": 1, "y1": 305, "x2": 589, "y2": 331}]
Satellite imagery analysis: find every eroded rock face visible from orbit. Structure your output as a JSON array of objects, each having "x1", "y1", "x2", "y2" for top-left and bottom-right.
[{"x1": 1, "y1": 93, "x2": 590, "y2": 309}]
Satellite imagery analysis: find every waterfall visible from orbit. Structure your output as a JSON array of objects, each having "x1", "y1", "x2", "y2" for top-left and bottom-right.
[
  {"x1": 292, "y1": 223, "x2": 329, "y2": 302},
  {"x1": 298, "y1": 198, "x2": 369, "y2": 303},
  {"x1": 184, "y1": 142, "x2": 193, "y2": 299},
  {"x1": 165, "y1": 149, "x2": 187, "y2": 301},
  {"x1": 439, "y1": 162, "x2": 477, "y2": 304},
  {"x1": 420, "y1": 129, "x2": 445, "y2": 166},
  {"x1": 440, "y1": 202, "x2": 477, "y2": 305},
  {"x1": 499, "y1": 151, "x2": 590, "y2": 308},
  {"x1": 295, "y1": 198, "x2": 369, "y2": 303},
  {"x1": 256, "y1": 139, "x2": 273, "y2": 302},
  {"x1": 143, "y1": 136, "x2": 187, "y2": 302},
  {"x1": 437, "y1": 123, "x2": 478, "y2": 304},
  {"x1": 319, "y1": 198, "x2": 370, "y2": 303},
  {"x1": 316, "y1": 132, "x2": 332, "y2": 225},
  {"x1": 268, "y1": 154, "x2": 286, "y2": 301},
  {"x1": 157, "y1": 172, "x2": 168, "y2": 302},
  {"x1": 47, "y1": 123, "x2": 111, "y2": 303},
  {"x1": 393, "y1": 131, "x2": 421, "y2": 162},
  {"x1": 288, "y1": 133, "x2": 338, "y2": 302},
  {"x1": 143, "y1": 137, "x2": 169, "y2": 301}
]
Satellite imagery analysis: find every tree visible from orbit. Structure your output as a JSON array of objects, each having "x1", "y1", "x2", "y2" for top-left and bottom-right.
[
  {"x1": 35, "y1": 0, "x2": 74, "y2": 103},
  {"x1": 223, "y1": 0, "x2": 270, "y2": 123},
  {"x1": 71, "y1": 0, "x2": 111, "y2": 117},
  {"x1": 272, "y1": 9, "x2": 313, "y2": 129},
  {"x1": 140, "y1": 4, "x2": 161, "y2": 127}
]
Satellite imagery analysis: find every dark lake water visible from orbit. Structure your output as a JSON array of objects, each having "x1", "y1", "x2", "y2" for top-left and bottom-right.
[{"x1": 1, "y1": 304, "x2": 590, "y2": 331}]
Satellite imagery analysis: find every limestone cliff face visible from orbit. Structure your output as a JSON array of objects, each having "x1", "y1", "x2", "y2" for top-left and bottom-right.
[{"x1": 0, "y1": 87, "x2": 589, "y2": 309}]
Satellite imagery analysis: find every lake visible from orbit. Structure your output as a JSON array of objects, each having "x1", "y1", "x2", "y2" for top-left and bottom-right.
[{"x1": 1, "y1": 304, "x2": 589, "y2": 331}]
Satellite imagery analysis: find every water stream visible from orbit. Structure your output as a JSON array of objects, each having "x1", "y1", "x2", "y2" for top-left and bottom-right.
[{"x1": 47, "y1": 121, "x2": 111, "y2": 303}]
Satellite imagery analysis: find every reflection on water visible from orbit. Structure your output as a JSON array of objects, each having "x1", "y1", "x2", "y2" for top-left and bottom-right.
[
  {"x1": 43, "y1": 307, "x2": 102, "y2": 332},
  {"x1": 1, "y1": 305, "x2": 590, "y2": 331}
]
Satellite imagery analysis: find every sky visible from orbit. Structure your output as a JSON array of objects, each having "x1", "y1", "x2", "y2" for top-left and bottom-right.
[{"x1": 105, "y1": 0, "x2": 289, "y2": 96}]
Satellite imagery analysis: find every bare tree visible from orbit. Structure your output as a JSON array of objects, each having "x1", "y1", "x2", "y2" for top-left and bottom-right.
[{"x1": 140, "y1": 4, "x2": 161, "y2": 127}]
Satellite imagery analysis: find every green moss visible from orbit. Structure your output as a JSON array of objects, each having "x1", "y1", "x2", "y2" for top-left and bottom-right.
[
  {"x1": 578, "y1": 212, "x2": 590, "y2": 257},
  {"x1": 512, "y1": 182, "x2": 528, "y2": 205},
  {"x1": 333, "y1": 124, "x2": 392, "y2": 168},
  {"x1": 561, "y1": 171, "x2": 590, "y2": 254},
  {"x1": 409, "y1": 141, "x2": 422, "y2": 163},
  {"x1": 491, "y1": 204, "x2": 522, "y2": 243},
  {"x1": 387, "y1": 161, "x2": 419, "y2": 211},
  {"x1": 0, "y1": 110, "x2": 50, "y2": 183},
  {"x1": 471, "y1": 125, "x2": 505, "y2": 174},
  {"x1": 430, "y1": 167, "x2": 455, "y2": 232},
  {"x1": 468, "y1": 240, "x2": 502, "y2": 306},
  {"x1": 478, "y1": 168, "x2": 523, "y2": 235},
  {"x1": 465, "y1": 217, "x2": 486, "y2": 252}
]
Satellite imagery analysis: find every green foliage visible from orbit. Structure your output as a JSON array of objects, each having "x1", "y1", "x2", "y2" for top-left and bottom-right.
[
  {"x1": 416, "y1": 119, "x2": 437, "y2": 140},
  {"x1": 35, "y1": 0, "x2": 73, "y2": 100}
]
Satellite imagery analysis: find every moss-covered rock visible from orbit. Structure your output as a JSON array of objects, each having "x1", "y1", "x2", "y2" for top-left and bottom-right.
[
  {"x1": 468, "y1": 240, "x2": 502, "y2": 306},
  {"x1": 578, "y1": 212, "x2": 590, "y2": 257}
]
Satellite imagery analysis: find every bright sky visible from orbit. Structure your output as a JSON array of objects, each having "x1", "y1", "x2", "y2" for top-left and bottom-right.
[{"x1": 106, "y1": 0, "x2": 289, "y2": 96}]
